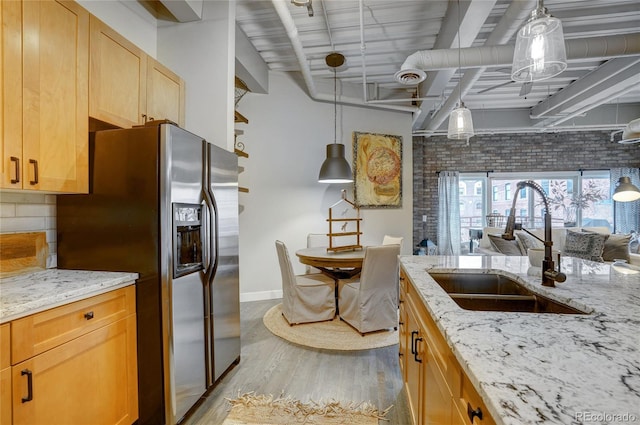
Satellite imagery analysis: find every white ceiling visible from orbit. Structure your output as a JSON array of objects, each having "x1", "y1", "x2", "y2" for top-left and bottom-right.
[{"x1": 233, "y1": 0, "x2": 640, "y2": 136}]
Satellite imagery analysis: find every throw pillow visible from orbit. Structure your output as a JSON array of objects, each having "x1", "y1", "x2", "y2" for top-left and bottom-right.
[
  {"x1": 488, "y1": 234, "x2": 523, "y2": 256},
  {"x1": 564, "y1": 230, "x2": 608, "y2": 262},
  {"x1": 601, "y1": 233, "x2": 631, "y2": 262},
  {"x1": 516, "y1": 231, "x2": 544, "y2": 253}
]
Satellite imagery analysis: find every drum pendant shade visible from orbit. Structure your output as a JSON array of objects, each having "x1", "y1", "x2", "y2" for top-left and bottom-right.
[
  {"x1": 318, "y1": 144, "x2": 352, "y2": 183},
  {"x1": 613, "y1": 176, "x2": 640, "y2": 202},
  {"x1": 319, "y1": 52, "x2": 353, "y2": 184}
]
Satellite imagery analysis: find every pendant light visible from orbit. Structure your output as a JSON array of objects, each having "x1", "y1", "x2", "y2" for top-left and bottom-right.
[
  {"x1": 612, "y1": 176, "x2": 640, "y2": 202},
  {"x1": 511, "y1": 0, "x2": 567, "y2": 82},
  {"x1": 447, "y1": 0, "x2": 474, "y2": 141},
  {"x1": 318, "y1": 52, "x2": 353, "y2": 184}
]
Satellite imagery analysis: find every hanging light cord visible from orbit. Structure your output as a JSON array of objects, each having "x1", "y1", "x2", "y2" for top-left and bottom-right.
[
  {"x1": 333, "y1": 68, "x2": 337, "y2": 144},
  {"x1": 457, "y1": 0, "x2": 462, "y2": 107}
]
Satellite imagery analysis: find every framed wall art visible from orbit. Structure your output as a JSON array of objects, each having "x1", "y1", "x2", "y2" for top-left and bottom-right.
[{"x1": 352, "y1": 131, "x2": 402, "y2": 208}]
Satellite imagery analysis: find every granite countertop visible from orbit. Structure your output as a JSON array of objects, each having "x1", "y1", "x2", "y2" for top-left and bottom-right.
[
  {"x1": 0, "y1": 269, "x2": 139, "y2": 324},
  {"x1": 399, "y1": 255, "x2": 640, "y2": 425}
]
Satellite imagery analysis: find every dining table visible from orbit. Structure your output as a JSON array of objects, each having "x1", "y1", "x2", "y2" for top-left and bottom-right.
[{"x1": 295, "y1": 246, "x2": 365, "y2": 280}]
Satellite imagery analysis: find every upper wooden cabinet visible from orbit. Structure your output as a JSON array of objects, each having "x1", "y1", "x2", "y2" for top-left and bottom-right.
[
  {"x1": 1, "y1": 0, "x2": 89, "y2": 193},
  {"x1": 146, "y1": 57, "x2": 185, "y2": 126},
  {"x1": 89, "y1": 16, "x2": 185, "y2": 128},
  {"x1": 89, "y1": 15, "x2": 147, "y2": 129}
]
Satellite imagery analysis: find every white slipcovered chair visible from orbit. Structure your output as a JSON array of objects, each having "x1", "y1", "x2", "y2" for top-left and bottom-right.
[
  {"x1": 337, "y1": 244, "x2": 400, "y2": 335},
  {"x1": 275, "y1": 240, "x2": 336, "y2": 325},
  {"x1": 305, "y1": 233, "x2": 326, "y2": 274},
  {"x1": 382, "y1": 235, "x2": 403, "y2": 250}
]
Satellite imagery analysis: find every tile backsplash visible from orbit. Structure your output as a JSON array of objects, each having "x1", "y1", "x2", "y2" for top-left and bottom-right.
[{"x1": 0, "y1": 192, "x2": 57, "y2": 268}]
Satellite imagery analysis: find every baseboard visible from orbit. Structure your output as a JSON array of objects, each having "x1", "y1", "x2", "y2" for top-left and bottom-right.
[{"x1": 240, "y1": 289, "x2": 283, "y2": 303}]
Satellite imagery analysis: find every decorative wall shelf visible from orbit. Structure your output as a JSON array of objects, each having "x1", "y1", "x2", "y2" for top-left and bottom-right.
[
  {"x1": 234, "y1": 77, "x2": 250, "y2": 194},
  {"x1": 326, "y1": 190, "x2": 362, "y2": 252}
]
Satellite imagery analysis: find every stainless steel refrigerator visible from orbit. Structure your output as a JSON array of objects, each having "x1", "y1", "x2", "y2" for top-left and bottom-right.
[{"x1": 57, "y1": 121, "x2": 240, "y2": 425}]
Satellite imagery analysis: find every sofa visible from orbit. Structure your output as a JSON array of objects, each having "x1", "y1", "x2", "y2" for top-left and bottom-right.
[{"x1": 476, "y1": 226, "x2": 640, "y2": 266}]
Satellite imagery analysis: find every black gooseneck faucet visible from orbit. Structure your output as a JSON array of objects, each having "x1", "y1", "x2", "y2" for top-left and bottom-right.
[{"x1": 502, "y1": 180, "x2": 567, "y2": 287}]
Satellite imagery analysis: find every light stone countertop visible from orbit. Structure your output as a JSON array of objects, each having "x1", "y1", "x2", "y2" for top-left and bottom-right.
[
  {"x1": 0, "y1": 269, "x2": 139, "y2": 324},
  {"x1": 399, "y1": 255, "x2": 640, "y2": 425}
]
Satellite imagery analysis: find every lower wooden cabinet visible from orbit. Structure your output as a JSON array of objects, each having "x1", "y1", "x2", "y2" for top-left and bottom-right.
[
  {"x1": 5, "y1": 286, "x2": 138, "y2": 425},
  {"x1": 400, "y1": 269, "x2": 495, "y2": 425},
  {"x1": 1, "y1": 324, "x2": 11, "y2": 425}
]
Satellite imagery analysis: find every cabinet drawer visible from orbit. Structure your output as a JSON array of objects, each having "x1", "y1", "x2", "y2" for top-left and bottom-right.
[{"x1": 11, "y1": 286, "x2": 135, "y2": 364}]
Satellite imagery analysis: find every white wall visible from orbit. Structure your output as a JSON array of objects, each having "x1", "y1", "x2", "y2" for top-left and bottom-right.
[
  {"x1": 157, "y1": 2, "x2": 236, "y2": 151},
  {"x1": 236, "y1": 72, "x2": 414, "y2": 301}
]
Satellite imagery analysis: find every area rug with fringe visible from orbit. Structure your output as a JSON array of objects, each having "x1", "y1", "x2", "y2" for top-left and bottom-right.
[
  {"x1": 262, "y1": 304, "x2": 398, "y2": 351},
  {"x1": 222, "y1": 392, "x2": 391, "y2": 425}
]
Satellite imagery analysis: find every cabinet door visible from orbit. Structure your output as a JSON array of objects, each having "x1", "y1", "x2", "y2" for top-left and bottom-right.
[
  {"x1": 423, "y1": 349, "x2": 452, "y2": 425},
  {"x1": 146, "y1": 57, "x2": 185, "y2": 127},
  {"x1": 12, "y1": 316, "x2": 138, "y2": 425},
  {"x1": 1, "y1": 0, "x2": 23, "y2": 189},
  {"x1": 22, "y1": 0, "x2": 89, "y2": 193},
  {"x1": 89, "y1": 15, "x2": 147, "y2": 128},
  {"x1": 405, "y1": 304, "x2": 424, "y2": 425},
  {"x1": 1, "y1": 323, "x2": 10, "y2": 425},
  {"x1": 398, "y1": 292, "x2": 408, "y2": 379}
]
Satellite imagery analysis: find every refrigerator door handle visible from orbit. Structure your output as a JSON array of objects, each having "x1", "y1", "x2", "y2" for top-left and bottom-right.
[
  {"x1": 201, "y1": 198, "x2": 211, "y2": 275},
  {"x1": 203, "y1": 189, "x2": 216, "y2": 277}
]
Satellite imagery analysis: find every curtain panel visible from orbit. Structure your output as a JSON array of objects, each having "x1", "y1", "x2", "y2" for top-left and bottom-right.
[
  {"x1": 610, "y1": 168, "x2": 640, "y2": 234},
  {"x1": 437, "y1": 171, "x2": 461, "y2": 255}
]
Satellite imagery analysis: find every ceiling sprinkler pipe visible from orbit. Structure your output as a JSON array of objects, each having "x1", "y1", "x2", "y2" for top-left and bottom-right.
[{"x1": 356, "y1": 0, "x2": 416, "y2": 113}]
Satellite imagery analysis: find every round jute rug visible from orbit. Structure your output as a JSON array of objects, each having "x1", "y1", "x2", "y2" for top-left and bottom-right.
[{"x1": 262, "y1": 304, "x2": 398, "y2": 351}]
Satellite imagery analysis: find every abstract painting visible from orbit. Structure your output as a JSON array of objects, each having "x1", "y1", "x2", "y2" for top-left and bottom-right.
[{"x1": 352, "y1": 131, "x2": 402, "y2": 208}]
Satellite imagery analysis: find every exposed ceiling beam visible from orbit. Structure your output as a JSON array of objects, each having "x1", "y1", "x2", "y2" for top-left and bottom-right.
[
  {"x1": 531, "y1": 57, "x2": 640, "y2": 119},
  {"x1": 533, "y1": 61, "x2": 640, "y2": 128},
  {"x1": 412, "y1": 0, "x2": 497, "y2": 130},
  {"x1": 159, "y1": 0, "x2": 202, "y2": 22},
  {"x1": 414, "y1": 103, "x2": 640, "y2": 135},
  {"x1": 420, "y1": 0, "x2": 535, "y2": 132}
]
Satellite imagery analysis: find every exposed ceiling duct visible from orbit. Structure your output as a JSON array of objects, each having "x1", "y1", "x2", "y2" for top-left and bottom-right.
[{"x1": 396, "y1": 33, "x2": 640, "y2": 77}]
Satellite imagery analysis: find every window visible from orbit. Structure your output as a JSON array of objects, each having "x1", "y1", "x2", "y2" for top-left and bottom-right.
[
  {"x1": 460, "y1": 171, "x2": 613, "y2": 233},
  {"x1": 459, "y1": 175, "x2": 486, "y2": 254},
  {"x1": 459, "y1": 182, "x2": 466, "y2": 196}
]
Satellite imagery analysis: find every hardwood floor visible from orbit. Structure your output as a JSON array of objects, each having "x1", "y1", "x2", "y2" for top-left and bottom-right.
[{"x1": 183, "y1": 299, "x2": 411, "y2": 425}]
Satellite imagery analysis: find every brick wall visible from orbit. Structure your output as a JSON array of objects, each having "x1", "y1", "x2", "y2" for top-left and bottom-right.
[
  {"x1": 0, "y1": 193, "x2": 57, "y2": 268},
  {"x1": 413, "y1": 130, "x2": 640, "y2": 247}
]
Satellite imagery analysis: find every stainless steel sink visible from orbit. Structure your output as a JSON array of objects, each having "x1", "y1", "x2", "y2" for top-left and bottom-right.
[{"x1": 428, "y1": 272, "x2": 588, "y2": 315}]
